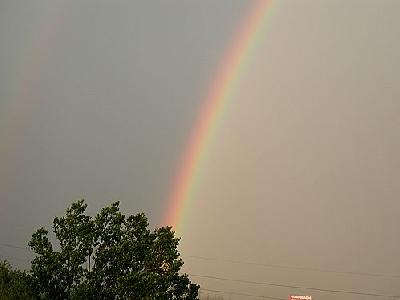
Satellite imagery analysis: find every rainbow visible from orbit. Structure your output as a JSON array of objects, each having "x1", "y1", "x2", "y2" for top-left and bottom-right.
[
  {"x1": 0, "y1": 2, "x2": 67, "y2": 219},
  {"x1": 164, "y1": 0, "x2": 276, "y2": 232}
]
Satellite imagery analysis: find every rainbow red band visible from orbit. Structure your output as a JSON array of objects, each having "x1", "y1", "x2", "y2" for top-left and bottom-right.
[{"x1": 164, "y1": 0, "x2": 275, "y2": 232}]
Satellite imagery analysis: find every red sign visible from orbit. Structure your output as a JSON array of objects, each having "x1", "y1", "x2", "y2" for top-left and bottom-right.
[{"x1": 289, "y1": 296, "x2": 312, "y2": 300}]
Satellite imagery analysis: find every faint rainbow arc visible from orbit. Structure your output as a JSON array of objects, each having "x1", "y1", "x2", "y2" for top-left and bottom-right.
[
  {"x1": 0, "y1": 2, "x2": 68, "y2": 219},
  {"x1": 164, "y1": 0, "x2": 276, "y2": 232}
]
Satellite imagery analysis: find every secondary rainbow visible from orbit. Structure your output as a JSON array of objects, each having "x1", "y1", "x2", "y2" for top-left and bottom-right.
[
  {"x1": 0, "y1": 3, "x2": 68, "y2": 220},
  {"x1": 164, "y1": 0, "x2": 276, "y2": 232}
]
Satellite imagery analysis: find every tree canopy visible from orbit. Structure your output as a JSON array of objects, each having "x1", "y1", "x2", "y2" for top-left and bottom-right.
[
  {"x1": 24, "y1": 199, "x2": 199, "y2": 299},
  {"x1": 0, "y1": 260, "x2": 32, "y2": 299}
]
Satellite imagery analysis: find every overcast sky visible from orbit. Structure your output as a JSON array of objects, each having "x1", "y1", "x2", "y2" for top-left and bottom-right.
[{"x1": 1, "y1": 1, "x2": 400, "y2": 299}]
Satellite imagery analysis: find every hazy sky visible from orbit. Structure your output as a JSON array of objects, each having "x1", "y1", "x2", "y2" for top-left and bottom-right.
[{"x1": 1, "y1": 1, "x2": 400, "y2": 299}]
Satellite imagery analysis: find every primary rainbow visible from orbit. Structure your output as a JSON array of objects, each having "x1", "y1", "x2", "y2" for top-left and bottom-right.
[{"x1": 164, "y1": 0, "x2": 276, "y2": 232}]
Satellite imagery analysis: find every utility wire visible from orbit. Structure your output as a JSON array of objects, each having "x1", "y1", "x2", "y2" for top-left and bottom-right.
[
  {"x1": 186, "y1": 255, "x2": 400, "y2": 279},
  {"x1": 0, "y1": 250, "x2": 30, "y2": 263},
  {"x1": 0, "y1": 242, "x2": 29, "y2": 251},
  {"x1": 201, "y1": 287, "x2": 292, "y2": 300},
  {"x1": 0, "y1": 243, "x2": 34, "y2": 268},
  {"x1": 0, "y1": 243, "x2": 32, "y2": 263},
  {"x1": 2, "y1": 242, "x2": 399, "y2": 280},
  {"x1": 191, "y1": 273, "x2": 400, "y2": 299},
  {"x1": 2, "y1": 241, "x2": 399, "y2": 298}
]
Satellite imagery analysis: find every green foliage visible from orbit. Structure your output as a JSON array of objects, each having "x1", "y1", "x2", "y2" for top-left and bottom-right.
[
  {"x1": 0, "y1": 260, "x2": 32, "y2": 300},
  {"x1": 28, "y1": 199, "x2": 199, "y2": 299}
]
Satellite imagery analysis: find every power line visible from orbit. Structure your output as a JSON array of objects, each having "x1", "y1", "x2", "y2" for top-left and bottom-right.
[
  {"x1": 0, "y1": 243, "x2": 33, "y2": 267},
  {"x1": 3, "y1": 241, "x2": 399, "y2": 280},
  {"x1": 0, "y1": 242, "x2": 30, "y2": 251},
  {"x1": 201, "y1": 287, "x2": 292, "y2": 300},
  {"x1": 0, "y1": 243, "x2": 32, "y2": 263},
  {"x1": 0, "y1": 250, "x2": 30, "y2": 263},
  {"x1": 186, "y1": 255, "x2": 400, "y2": 279},
  {"x1": 191, "y1": 273, "x2": 400, "y2": 299},
  {"x1": 1, "y1": 242, "x2": 399, "y2": 298}
]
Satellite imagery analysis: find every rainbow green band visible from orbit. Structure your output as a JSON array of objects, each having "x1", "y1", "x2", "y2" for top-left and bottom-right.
[{"x1": 164, "y1": 0, "x2": 276, "y2": 233}]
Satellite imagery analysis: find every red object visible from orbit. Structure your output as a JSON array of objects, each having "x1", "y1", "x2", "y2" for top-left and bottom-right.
[{"x1": 289, "y1": 296, "x2": 312, "y2": 300}]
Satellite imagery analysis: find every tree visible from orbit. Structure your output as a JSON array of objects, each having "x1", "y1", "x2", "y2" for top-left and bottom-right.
[
  {"x1": 28, "y1": 200, "x2": 199, "y2": 299},
  {"x1": 0, "y1": 260, "x2": 32, "y2": 299}
]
